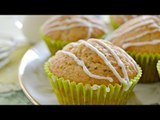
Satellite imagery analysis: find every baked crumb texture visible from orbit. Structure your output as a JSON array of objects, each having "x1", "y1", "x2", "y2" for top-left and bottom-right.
[
  {"x1": 41, "y1": 15, "x2": 107, "y2": 42},
  {"x1": 49, "y1": 38, "x2": 138, "y2": 86},
  {"x1": 110, "y1": 15, "x2": 160, "y2": 54}
]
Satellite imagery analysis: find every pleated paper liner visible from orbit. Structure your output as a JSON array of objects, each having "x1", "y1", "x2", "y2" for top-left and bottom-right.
[
  {"x1": 44, "y1": 61, "x2": 142, "y2": 105},
  {"x1": 157, "y1": 60, "x2": 160, "y2": 78},
  {"x1": 128, "y1": 52, "x2": 160, "y2": 83},
  {"x1": 42, "y1": 36, "x2": 69, "y2": 55},
  {"x1": 109, "y1": 16, "x2": 120, "y2": 29}
]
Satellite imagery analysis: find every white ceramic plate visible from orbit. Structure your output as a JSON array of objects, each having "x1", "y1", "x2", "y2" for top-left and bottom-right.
[
  {"x1": 18, "y1": 41, "x2": 160, "y2": 105},
  {"x1": 18, "y1": 41, "x2": 58, "y2": 105}
]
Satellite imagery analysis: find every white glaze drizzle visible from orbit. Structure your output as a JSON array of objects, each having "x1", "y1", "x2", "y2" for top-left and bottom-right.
[
  {"x1": 44, "y1": 19, "x2": 107, "y2": 35},
  {"x1": 123, "y1": 29, "x2": 160, "y2": 42},
  {"x1": 111, "y1": 16, "x2": 160, "y2": 48},
  {"x1": 60, "y1": 50, "x2": 113, "y2": 82},
  {"x1": 112, "y1": 16, "x2": 160, "y2": 35},
  {"x1": 122, "y1": 39, "x2": 160, "y2": 49},
  {"x1": 92, "y1": 39, "x2": 129, "y2": 82},
  {"x1": 87, "y1": 23, "x2": 93, "y2": 38},
  {"x1": 42, "y1": 16, "x2": 107, "y2": 38},
  {"x1": 58, "y1": 39, "x2": 138, "y2": 91},
  {"x1": 115, "y1": 46, "x2": 138, "y2": 72},
  {"x1": 111, "y1": 19, "x2": 156, "y2": 39},
  {"x1": 78, "y1": 40, "x2": 127, "y2": 84},
  {"x1": 44, "y1": 24, "x2": 88, "y2": 34},
  {"x1": 93, "y1": 40, "x2": 135, "y2": 91},
  {"x1": 44, "y1": 18, "x2": 91, "y2": 30},
  {"x1": 83, "y1": 15, "x2": 107, "y2": 26},
  {"x1": 124, "y1": 82, "x2": 132, "y2": 91}
]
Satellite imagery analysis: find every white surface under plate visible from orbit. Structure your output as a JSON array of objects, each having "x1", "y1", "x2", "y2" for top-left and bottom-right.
[{"x1": 18, "y1": 41, "x2": 160, "y2": 105}]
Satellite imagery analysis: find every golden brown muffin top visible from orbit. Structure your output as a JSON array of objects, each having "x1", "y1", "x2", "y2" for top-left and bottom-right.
[
  {"x1": 49, "y1": 38, "x2": 139, "y2": 91},
  {"x1": 40, "y1": 15, "x2": 107, "y2": 42},
  {"x1": 110, "y1": 15, "x2": 139, "y2": 26},
  {"x1": 110, "y1": 15, "x2": 160, "y2": 53}
]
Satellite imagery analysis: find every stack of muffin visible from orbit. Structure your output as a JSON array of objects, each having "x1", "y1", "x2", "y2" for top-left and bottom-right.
[{"x1": 40, "y1": 15, "x2": 160, "y2": 105}]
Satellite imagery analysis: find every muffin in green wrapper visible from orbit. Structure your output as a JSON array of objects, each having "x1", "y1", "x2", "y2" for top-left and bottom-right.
[
  {"x1": 40, "y1": 15, "x2": 107, "y2": 55},
  {"x1": 157, "y1": 61, "x2": 160, "y2": 78},
  {"x1": 44, "y1": 38, "x2": 142, "y2": 105},
  {"x1": 110, "y1": 15, "x2": 160, "y2": 83},
  {"x1": 128, "y1": 53, "x2": 160, "y2": 82}
]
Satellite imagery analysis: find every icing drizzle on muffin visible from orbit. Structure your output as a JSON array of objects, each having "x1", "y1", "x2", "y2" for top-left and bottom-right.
[
  {"x1": 110, "y1": 16, "x2": 160, "y2": 49},
  {"x1": 56, "y1": 39, "x2": 138, "y2": 91},
  {"x1": 41, "y1": 15, "x2": 107, "y2": 39}
]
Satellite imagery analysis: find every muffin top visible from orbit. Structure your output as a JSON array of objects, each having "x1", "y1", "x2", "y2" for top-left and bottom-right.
[
  {"x1": 110, "y1": 15, "x2": 138, "y2": 27},
  {"x1": 49, "y1": 38, "x2": 139, "y2": 90},
  {"x1": 40, "y1": 15, "x2": 107, "y2": 42},
  {"x1": 110, "y1": 15, "x2": 160, "y2": 53}
]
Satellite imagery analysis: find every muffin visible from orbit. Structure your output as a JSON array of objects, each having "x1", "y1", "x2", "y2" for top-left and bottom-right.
[
  {"x1": 40, "y1": 15, "x2": 107, "y2": 55},
  {"x1": 110, "y1": 15, "x2": 139, "y2": 29},
  {"x1": 110, "y1": 15, "x2": 160, "y2": 83},
  {"x1": 157, "y1": 61, "x2": 160, "y2": 78},
  {"x1": 44, "y1": 38, "x2": 142, "y2": 105}
]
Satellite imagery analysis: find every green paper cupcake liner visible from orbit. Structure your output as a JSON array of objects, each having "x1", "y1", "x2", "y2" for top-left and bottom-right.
[
  {"x1": 129, "y1": 52, "x2": 160, "y2": 83},
  {"x1": 157, "y1": 60, "x2": 160, "y2": 78},
  {"x1": 42, "y1": 36, "x2": 69, "y2": 55},
  {"x1": 44, "y1": 61, "x2": 142, "y2": 105},
  {"x1": 109, "y1": 16, "x2": 120, "y2": 29}
]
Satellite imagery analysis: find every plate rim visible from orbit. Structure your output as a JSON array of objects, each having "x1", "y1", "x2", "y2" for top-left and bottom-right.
[{"x1": 18, "y1": 47, "x2": 40, "y2": 105}]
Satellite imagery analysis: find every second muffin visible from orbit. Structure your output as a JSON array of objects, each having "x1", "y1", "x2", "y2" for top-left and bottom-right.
[
  {"x1": 40, "y1": 15, "x2": 107, "y2": 55},
  {"x1": 45, "y1": 38, "x2": 142, "y2": 105},
  {"x1": 110, "y1": 15, "x2": 160, "y2": 83}
]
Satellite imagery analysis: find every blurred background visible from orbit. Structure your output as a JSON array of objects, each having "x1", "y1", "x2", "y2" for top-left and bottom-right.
[{"x1": 0, "y1": 15, "x2": 57, "y2": 104}]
